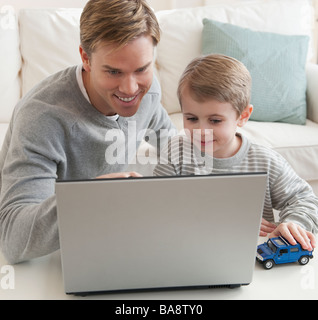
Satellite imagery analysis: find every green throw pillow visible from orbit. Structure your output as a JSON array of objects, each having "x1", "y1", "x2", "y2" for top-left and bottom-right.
[{"x1": 202, "y1": 18, "x2": 309, "y2": 125}]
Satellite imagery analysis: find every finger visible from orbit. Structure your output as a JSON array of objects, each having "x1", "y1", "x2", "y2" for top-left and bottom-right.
[
  {"x1": 293, "y1": 227, "x2": 310, "y2": 250},
  {"x1": 96, "y1": 172, "x2": 143, "y2": 179},
  {"x1": 127, "y1": 172, "x2": 143, "y2": 177},
  {"x1": 259, "y1": 230, "x2": 268, "y2": 237},
  {"x1": 260, "y1": 224, "x2": 276, "y2": 233},
  {"x1": 307, "y1": 232, "x2": 316, "y2": 249},
  {"x1": 278, "y1": 223, "x2": 310, "y2": 250},
  {"x1": 261, "y1": 218, "x2": 277, "y2": 228},
  {"x1": 117, "y1": 172, "x2": 143, "y2": 178},
  {"x1": 269, "y1": 223, "x2": 297, "y2": 245},
  {"x1": 260, "y1": 218, "x2": 277, "y2": 233},
  {"x1": 287, "y1": 223, "x2": 315, "y2": 250},
  {"x1": 295, "y1": 227, "x2": 316, "y2": 251}
]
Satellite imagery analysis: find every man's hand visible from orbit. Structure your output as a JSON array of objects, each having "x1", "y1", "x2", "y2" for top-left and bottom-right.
[
  {"x1": 269, "y1": 222, "x2": 316, "y2": 251},
  {"x1": 96, "y1": 172, "x2": 143, "y2": 179}
]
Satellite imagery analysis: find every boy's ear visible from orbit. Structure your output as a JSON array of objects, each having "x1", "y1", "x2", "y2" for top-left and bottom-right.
[{"x1": 237, "y1": 105, "x2": 253, "y2": 127}]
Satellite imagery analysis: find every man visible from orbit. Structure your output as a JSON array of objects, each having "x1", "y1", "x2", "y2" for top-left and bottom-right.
[{"x1": 0, "y1": 0, "x2": 175, "y2": 264}]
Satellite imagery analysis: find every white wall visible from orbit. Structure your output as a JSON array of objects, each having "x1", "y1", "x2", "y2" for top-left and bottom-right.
[
  {"x1": 0, "y1": 0, "x2": 87, "y2": 10},
  {"x1": 1, "y1": 0, "x2": 205, "y2": 11},
  {"x1": 2, "y1": 0, "x2": 318, "y2": 14}
]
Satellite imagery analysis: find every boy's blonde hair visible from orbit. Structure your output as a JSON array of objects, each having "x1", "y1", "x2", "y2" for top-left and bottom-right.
[
  {"x1": 178, "y1": 54, "x2": 252, "y2": 115},
  {"x1": 80, "y1": 0, "x2": 160, "y2": 56}
]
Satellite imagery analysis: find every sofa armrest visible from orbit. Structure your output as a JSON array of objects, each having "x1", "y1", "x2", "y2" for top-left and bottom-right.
[{"x1": 306, "y1": 63, "x2": 318, "y2": 123}]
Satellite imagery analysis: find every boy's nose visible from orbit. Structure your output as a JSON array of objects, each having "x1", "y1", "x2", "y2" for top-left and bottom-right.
[
  {"x1": 202, "y1": 128, "x2": 213, "y2": 138},
  {"x1": 193, "y1": 128, "x2": 213, "y2": 140},
  {"x1": 197, "y1": 123, "x2": 213, "y2": 136}
]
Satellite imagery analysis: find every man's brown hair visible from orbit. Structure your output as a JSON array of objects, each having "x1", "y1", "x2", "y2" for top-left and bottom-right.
[{"x1": 80, "y1": 0, "x2": 160, "y2": 56}]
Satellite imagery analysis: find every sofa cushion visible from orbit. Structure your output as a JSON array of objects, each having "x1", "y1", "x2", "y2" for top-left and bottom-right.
[
  {"x1": 239, "y1": 120, "x2": 318, "y2": 182},
  {"x1": 19, "y1": 8, "x2": 83, "y2": 96},
  {"x1": 202, "y1": 18, "x2": 309, "y2": 125},
  {"x1": 0, "y1": 6, "x2": 21, "y2": 123},
  {"x1": 155, "y1": 0, "x2": 315, "y2": 116},
  {"x1": 306, "y1": 63, "x2": 318, "y2": 123}
]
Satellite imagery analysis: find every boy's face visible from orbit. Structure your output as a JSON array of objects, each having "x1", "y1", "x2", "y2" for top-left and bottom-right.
[
  {"x1": 80, "y1": 35, "x2": 154, "y2": 117},
  {"x1": 181, "y1": 87, "x2": 252, "y2": 158}
]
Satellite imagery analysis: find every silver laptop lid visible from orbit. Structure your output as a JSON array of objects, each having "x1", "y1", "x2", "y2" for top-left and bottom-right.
[{"x1": 56, "y1": 173, "x2": 267, "y2": 294}]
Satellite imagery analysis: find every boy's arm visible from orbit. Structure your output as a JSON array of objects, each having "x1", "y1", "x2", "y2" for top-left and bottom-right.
[
  {"x1": 270, "y1": 159, "x2": 318, "y2": 249},
  {"x1": 153, "y1": 136, "x2": 181, "y2": 176},
  {"x1": 153, "y1": 162, "x2": 178, "y2": 176},
  {"x1": 153, "y1": 145, "x2": 178, "y2": 176}
]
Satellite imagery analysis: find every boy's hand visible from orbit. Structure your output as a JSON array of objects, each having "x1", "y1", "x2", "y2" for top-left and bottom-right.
[
  {"x1": 259, "y1": 218, "x2": 277, "y2": 237},
  {"x1": 269, "y1": 222, "x2": 316, "y2": 251}
]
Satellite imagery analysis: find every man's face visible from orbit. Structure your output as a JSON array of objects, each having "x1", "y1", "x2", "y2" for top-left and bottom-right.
[{"x1": 80, "y1": 35, "x2": 154, "y2": 117}]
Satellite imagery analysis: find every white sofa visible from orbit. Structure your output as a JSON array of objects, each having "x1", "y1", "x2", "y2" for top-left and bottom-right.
[{"x1": 1, "y1": 0, "x2": 318, "y2": 195}]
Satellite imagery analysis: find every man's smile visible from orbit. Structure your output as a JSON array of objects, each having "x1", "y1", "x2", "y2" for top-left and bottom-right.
[{"x1": 115, "y1": 95, "x2": 138, "y2": 103}]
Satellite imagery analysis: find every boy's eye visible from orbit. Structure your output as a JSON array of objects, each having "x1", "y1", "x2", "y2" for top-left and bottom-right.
[
  {"x1": 186, "y1": 117, "x2": 198, "y2": 122},
  {"x1": 210, "y1": 119, "x2": 222, "y2": 124}
]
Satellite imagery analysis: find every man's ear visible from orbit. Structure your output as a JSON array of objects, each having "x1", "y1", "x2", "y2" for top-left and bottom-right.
[
  {"x1": 238, "y1": 104, "x2": 253, "y2": 127},
  {"x1": 79, "y1": 45, "x2": 91, "y2": 72}
]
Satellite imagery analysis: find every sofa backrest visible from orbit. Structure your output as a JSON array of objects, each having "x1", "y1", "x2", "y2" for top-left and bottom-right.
[
  {"x1": 19, "y1": 8, "x2": 83, "y2": 97},
  {"x1": 0, "y1": 6, "x2": 21, "y2": 123},
  {"x1": 0, "y1": 0, "x2": 315, "y2": 124},
  {"x1": 156, "y1": 0, "x2": 315, "y2": 115}
]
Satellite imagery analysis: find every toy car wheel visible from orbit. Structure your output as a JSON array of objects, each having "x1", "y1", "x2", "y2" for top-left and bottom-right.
[
  {"x1": 263, "y1": 260, "x2": 274, "y2": 270},
  {"x1": 298, "y1": 256, "x2": 310, "y2": 265}
]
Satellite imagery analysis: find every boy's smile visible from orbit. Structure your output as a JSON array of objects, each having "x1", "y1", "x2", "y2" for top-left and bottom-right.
[{"x1": 181, "y1": 87, "x2": 252, "y2": 158}]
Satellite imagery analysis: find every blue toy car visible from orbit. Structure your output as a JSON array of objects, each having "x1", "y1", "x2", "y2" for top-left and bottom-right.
[{"x1": 256, "y1": 236, "x2": 314, "y2": 270}]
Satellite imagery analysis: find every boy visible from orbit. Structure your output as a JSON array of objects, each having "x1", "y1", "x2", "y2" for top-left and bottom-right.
[{"x1": 154, "y1": 54, "x2": 318, "y2": 250}]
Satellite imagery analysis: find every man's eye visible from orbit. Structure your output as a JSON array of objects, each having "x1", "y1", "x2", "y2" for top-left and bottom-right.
[
  {"x1": 108, "y1": 70, "x2": 120, "y2": 76},
  {"x1": 137, "y1": 67, "x2": 146, "y2": 73}
]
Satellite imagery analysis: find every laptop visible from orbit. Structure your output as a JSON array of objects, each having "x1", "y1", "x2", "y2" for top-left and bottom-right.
[{"x1": 55, "y1": 172, "x2": 267, "y2": 295}]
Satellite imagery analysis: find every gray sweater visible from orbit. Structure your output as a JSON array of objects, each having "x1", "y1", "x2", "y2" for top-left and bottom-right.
[{"x1": 0, "y1": 66, "x2": 175, "y2": 264}]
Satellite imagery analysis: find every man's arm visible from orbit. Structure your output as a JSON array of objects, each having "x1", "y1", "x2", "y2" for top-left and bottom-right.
[{"x1": 0, "y1": 109, "x2": 64, "y2": 264}]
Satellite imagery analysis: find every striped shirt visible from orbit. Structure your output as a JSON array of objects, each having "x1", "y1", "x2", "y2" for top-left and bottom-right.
[{"x1": 154, "y1": 133, "x2": 318, "y2": 233}]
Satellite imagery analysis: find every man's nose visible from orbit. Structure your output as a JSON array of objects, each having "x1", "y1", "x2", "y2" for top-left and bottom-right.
[{"x1": 119, "y1": 74, "x2": 138, "y2": 95}]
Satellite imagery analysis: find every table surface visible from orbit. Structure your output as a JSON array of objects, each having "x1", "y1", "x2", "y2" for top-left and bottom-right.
[{"x1": 0, "y1": 237, "x2": 317, "y2": 300}]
